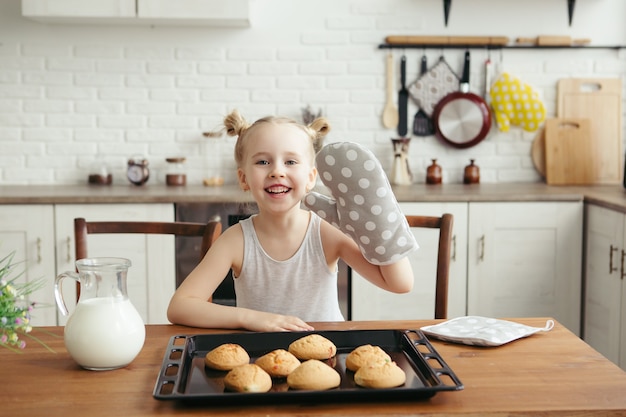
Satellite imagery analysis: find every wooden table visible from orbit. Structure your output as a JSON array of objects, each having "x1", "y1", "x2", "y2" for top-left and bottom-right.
[{"x1": 2, "y1": 318, "x2": 626, "y2": 416}]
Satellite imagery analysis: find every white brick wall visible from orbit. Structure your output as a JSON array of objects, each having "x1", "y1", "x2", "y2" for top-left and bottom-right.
[{"x1": 0, "y1": 0, "x2": 625, "y2": 185}]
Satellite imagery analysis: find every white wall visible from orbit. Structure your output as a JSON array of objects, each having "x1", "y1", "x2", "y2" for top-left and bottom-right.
[{"x1": 0, "y1": 0, "x2": 625, "y2": 185}]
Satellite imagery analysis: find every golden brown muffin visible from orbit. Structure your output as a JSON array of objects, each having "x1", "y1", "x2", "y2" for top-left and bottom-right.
[
  {"x1": 204, "y1": 343, "x2": 250, "y2": 371},
  {"x1": 345, "y1": 344, "x2": 392, "y2": 372},
  {"x1": 255, "y1": 349, "x2": 301, "y2": 378},
  {"x1": 354, "y1": 361, "x2": 406, "y2": 389},
  {"x1": 288, "y1": 334, "x2": 337, "y2": 360},
  {"x1": 286, "y1": 359, "x2": 341, "y2": 390},
  {"x1": 223, "y1": 364, "x2": 272, "y2": 393}
]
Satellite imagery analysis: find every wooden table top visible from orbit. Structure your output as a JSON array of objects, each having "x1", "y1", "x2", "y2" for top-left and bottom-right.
[{"x1": 2, "y1": 318, "x2": 626, "y2": 416}]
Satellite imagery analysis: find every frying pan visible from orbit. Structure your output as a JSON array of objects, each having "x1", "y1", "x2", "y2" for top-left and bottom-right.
[{"x1": 432, "y1": 51, "x2": 492, "y2": 149}]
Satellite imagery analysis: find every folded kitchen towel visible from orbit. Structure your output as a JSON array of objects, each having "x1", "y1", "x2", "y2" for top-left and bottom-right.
[{"x1": 421, "y1": 316, "x2": 554, "y2": 347}]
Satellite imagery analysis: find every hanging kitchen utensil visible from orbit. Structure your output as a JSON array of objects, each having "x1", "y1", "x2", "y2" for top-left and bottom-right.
[
  {"x1": 397, "y1": 55, "x2": 409, "y2": 137},
  {"x1": 382, "y1": 52, "x2": 399, "y2": 129},
  {"x1": 413, "y1": 55, "x2": 435, "y2": 136},
  {"x1": 409, "y1": 55, "x2": 459, "y2": 117},
  {"x1": 483, "y1": 52, "x2": 493, "y2": 102},
  {"x1": 432, "y1": 51, "x2": 492, "y2": 149},
  {"x1": 490, "y1": 72, "x2": 546, "y2": 132}
]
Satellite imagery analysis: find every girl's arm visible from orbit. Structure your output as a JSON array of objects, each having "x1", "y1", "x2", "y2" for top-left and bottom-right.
[
  {"x1": 320, "y1": 220, "x2": 414, "y2": 294},
  {"x1": 167, "y1": 225, "x2": 313, "y2": 332}
]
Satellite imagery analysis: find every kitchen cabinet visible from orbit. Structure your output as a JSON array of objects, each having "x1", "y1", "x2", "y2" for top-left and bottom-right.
[
  {"x1": 351, "y1": 202, "x2": 468, "y2": 320},
  {"x1": 467, "y1": 202, "x2": 583, "y2": 335},
  {"x1": 21, "y1": 0, "x2": 250, "y2": 27},
  {"x1": 54, "y1": 204, "x2": 175, "y2": 325},
  {"x1": 583, "y1": 204, "x2": 626, "y2": 370},
  {"x1": 0, "y1": 205, "x2": 56, "y2": 326}
]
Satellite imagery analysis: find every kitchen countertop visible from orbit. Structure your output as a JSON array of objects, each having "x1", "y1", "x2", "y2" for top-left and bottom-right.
[{"x1": 1, "y1": 183, "x2": 626, "y2": 211}]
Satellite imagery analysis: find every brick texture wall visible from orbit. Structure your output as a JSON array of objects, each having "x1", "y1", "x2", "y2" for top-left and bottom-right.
[{"x1": 0, "y1": 0, "x2": 625, "y2": 185}]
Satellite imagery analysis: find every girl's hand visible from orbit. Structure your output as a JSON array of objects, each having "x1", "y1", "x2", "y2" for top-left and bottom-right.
[{"x1": 245, "y1": 311, "x2": 314, "y2": 332}]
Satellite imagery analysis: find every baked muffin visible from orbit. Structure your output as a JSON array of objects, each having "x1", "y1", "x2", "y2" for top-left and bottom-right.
[
  {"x1": 255, "y1": 349, "x2": 301, "y2": 378},
  {"x1": 345, "y1": 344, "x2": 391, "y2": 372},
  {"x1": 223, "y1": 364, "x2": 272, "y2": 393},
  {"x1": 288, "y1": 334, "x2": 337, "y2": 360},
  {"x1": 204, "y1": 343, "x2": 250, "y2": 371},
  {"x1": 287, "y1": 359, "x2": 341, "y2": 390},
  {"x1": 354, "y1": 361, "x2": 406, "y2": 389}
]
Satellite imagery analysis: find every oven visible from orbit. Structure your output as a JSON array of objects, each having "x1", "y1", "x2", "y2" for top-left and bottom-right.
[{"x1": 174, "y1": 202, "x2": 350, "y2": 318}]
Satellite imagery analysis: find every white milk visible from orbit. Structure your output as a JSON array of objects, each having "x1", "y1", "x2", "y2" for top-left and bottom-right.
[{"x1": 64, "y1": 297, "x2": 146, "y2": 370}]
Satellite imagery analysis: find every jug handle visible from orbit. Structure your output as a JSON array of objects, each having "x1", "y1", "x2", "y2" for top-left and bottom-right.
[{"x1": 54, "y1": 271, "x2": 79, "y2": 316}]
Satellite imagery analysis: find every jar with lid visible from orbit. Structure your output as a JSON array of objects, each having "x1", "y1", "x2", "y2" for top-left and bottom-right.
[
  {"x1": 464, "y1": 159, "x2": 480, "y2": 184},
  {"x1": 426, "y1": 159, "x2": 442, "y2": 185},
  {"x1": 165, "y1": 157, "x2": 186, "y2": 186},
  {"x1": 203, "y1": 131, "x2": 225, "y2": 186}
]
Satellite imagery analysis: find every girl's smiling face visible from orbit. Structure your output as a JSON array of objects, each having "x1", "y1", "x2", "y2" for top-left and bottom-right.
[{"x1": 237, "y1": 122, "x2": 317, "y2": 212}]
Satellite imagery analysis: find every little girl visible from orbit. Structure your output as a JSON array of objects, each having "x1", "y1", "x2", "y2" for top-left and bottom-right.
[{"x1": 167, "y1": 110, "x2": 414, "y2": 332}]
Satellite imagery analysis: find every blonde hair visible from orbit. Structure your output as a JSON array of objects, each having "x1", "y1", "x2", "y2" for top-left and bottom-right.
[{"x1": 223, "y1": 109, "x2": 331, "y2": 167}]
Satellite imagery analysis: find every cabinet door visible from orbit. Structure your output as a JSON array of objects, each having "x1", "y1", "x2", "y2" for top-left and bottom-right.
[
  {"x1": 137, "y1": 0, "x2": 250, "y2": 26},
  {"x1": 54, "y1": 204, "x2": 175, "y2": 325},
  {"x1": 584, "y1": 204, "x2": 624, "y2": 366},
  {"x1": 22, "y1": 0, "x2": 135, "y2": 18},
  {"x1": 0, "y1": 205, "x2": 56, "y2": 326},
  {"x1": 351, "y1": 202, "x2": 468, "y2": 320},
  {"x1": 468, "y1": 202, "x2": 582, "y2": 335}
]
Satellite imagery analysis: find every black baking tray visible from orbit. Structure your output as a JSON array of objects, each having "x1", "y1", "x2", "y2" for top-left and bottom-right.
[{"x1": 153, "y1": 329, "x2": 463, "y2": 405}]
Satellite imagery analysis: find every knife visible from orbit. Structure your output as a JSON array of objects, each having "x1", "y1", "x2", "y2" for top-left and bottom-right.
[{"x1": 397, "y1": 55, "x2": 409, "y2": 137}]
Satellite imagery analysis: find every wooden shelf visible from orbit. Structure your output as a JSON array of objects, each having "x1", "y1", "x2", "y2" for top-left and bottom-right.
[{"x1": 378, "y1": 44, "x2": 626, "y2": 51}]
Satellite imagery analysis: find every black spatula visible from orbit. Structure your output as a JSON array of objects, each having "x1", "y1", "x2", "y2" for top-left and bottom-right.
[
  {"x1": 397, "y1": 55, "x2": 409, "y2": 137},
  {"x1": 413, "y1": 55, "x2": 435, "y2": 136}
]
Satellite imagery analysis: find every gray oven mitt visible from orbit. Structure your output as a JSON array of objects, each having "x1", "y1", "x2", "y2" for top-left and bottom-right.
[{"x1": 304, "y1": 142, "x2": 418, "y2": 265}]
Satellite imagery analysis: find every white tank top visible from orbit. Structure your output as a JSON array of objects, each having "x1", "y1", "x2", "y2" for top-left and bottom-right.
[{"x1": 234, "y1": 212, "x2": 344, "y2": 322}]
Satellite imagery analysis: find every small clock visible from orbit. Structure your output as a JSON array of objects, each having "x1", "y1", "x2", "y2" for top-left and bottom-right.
[{"x1": 127, "y1": 157, "x2": 150, "y2": 186}]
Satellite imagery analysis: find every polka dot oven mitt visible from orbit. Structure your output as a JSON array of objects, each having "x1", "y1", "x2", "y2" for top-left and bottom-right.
[
  {"x1": 489, "y1": 72, "x2": 546, "y2": 132},
  {"x1": 304, "y1": 142, "x2": 418, "y2": 265}
]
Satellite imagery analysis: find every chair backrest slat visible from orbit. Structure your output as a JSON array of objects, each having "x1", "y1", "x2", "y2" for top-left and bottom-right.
[{"x1": 405, "y1": 213, "x2": 454, "y2": 319}]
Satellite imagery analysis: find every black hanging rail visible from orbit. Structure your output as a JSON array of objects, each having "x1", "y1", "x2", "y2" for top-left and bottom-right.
[{"x1": 378, "y1": 44, "x2": 626, "y2": 50}]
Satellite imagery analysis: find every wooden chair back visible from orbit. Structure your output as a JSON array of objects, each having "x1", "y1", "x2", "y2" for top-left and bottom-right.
[
  {"x1": 73, "y1": 217, "x2": 222, "y2": 301},
  {"x1": 74, "y1": 217, "x2": 222, "y2": 262},
  {"x1": 405, "y1": 214, "x2": 454, "y2": 319}
]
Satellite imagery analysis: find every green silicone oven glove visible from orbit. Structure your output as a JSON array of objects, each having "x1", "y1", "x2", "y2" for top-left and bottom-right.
[{"x1": 304, "y1": 142, "x2": 418, "y2": 265}]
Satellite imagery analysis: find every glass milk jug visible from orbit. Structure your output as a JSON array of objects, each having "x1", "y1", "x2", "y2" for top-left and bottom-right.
[{"x1": 54, "y1": 257, "x2": 145, "y2": 371}]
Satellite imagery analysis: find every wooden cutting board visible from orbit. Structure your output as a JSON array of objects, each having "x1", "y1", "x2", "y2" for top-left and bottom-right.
[
  {"x1": 544, "y1": 118, "x2": 592, "y2": 185},
  {"x1": 557, "y1": 78, "x2": 623, "y2": 184}
]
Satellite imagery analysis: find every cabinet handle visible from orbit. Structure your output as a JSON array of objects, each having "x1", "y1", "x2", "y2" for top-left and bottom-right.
[
  {"x1": 451, "y1": 235, "x2": 456, "y2": 261},
  {"x1": 622, "y1": 249, "x2": 626, "y2": 281},
  {"x1": 479, "y1": 235, "x2": 485, "y2": 262},
  {"x1": 36, "y1": 237, "x2": 42, "y2": 264},
  {"x1": 66, "y1": 236, "x2": 71, "y2": 263},
  {"x1": 620, "y1": 249, "x2": 626, "y2": 280},
  {"x1": 610, "y1": 244, "x2": 619, "y2": 274}
]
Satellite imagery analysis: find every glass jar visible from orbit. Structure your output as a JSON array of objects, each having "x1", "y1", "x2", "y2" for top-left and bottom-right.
[
  {"x1": 203, "y1": 132, "x2": 225, "y2": 186},
  {"x1": 88, "y1": 154, "x2": 112, "y2": 185},
  {"x1": 165, "y1": 157, "x2": 186, "y2": 186}
]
